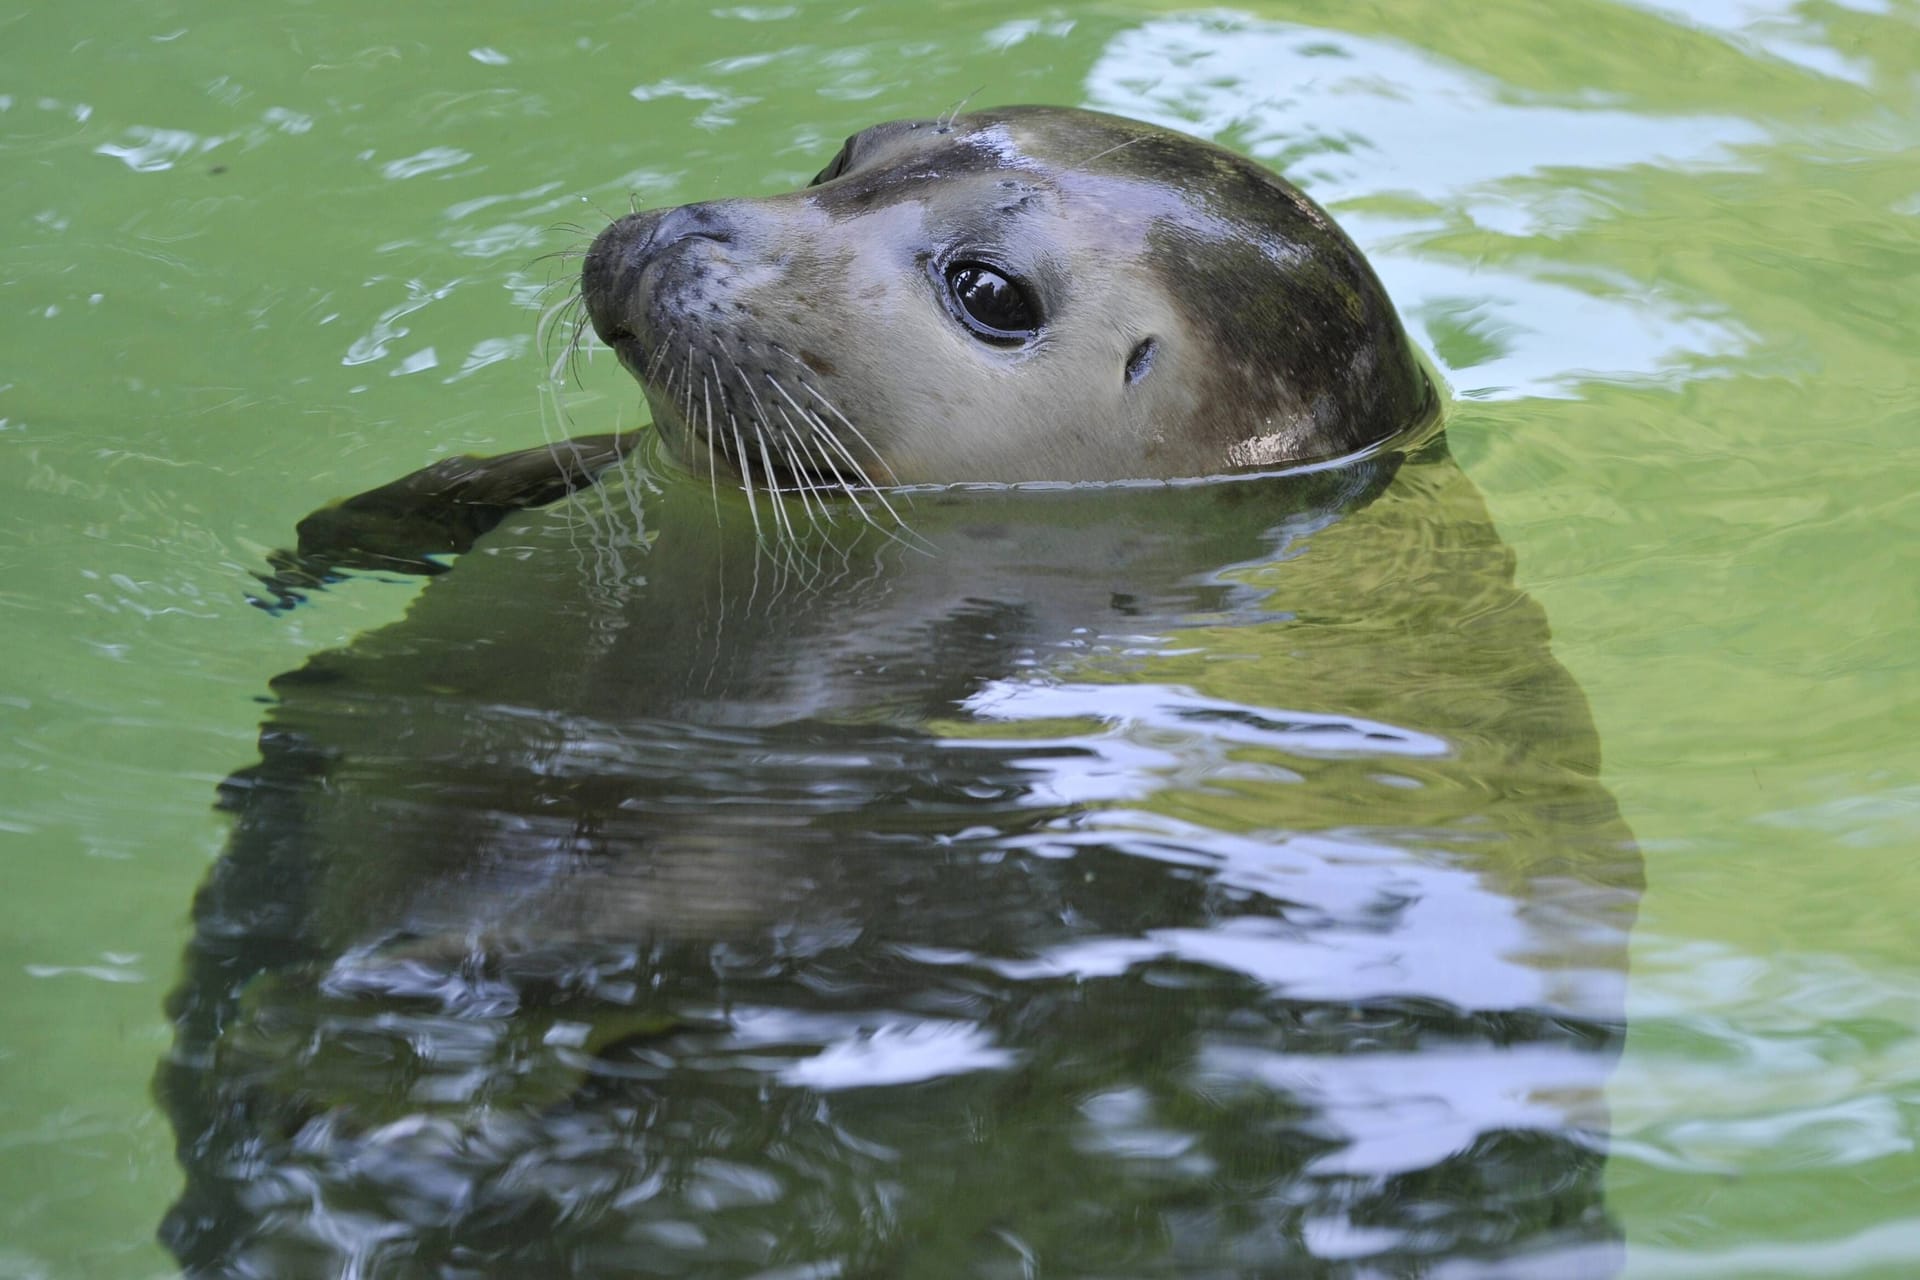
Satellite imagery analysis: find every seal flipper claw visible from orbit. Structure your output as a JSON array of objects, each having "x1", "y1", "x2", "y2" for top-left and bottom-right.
[{"x1": 248, "y1": 432, "x2": 635, "y2": 613}]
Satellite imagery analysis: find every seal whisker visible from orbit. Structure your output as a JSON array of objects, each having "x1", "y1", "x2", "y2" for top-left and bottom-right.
[
  {"x1": 755, "y1": 435, "x2": 792, "y2": 556},
  {"x1": 797, "y1": 409, "x2": 929, "y2": 554},
  {"x1": 543, "y1": 292, "x2": 587, "y2": 384},
  {"x1": 767, "y1": 403, "x2": 822, "y2": 520},
  {"x1": 762, "y1": 381, "x2": 844, "y2": 524},
  {"x1": 822, "y1": 460, "x2": 893, "y2": 544},
  {"x1": 768, "y1": 400, "x2": 844, "y2": 558},
  {"x1": 1078, "y1": 135, "x2": 1148, "y2": 167},
  {"x1": 813, "y1": 401, "x2": 904, "y2": 491},
  {"x1": 641, "y1": 325, "x2": 677, "y2": 389},
  {"x1": 656, "y1": 347, "x2": 678, "y2": 403},
  {"x1": 938, "y1": 88, "x2": 983, "y2": 133},
  {"x1": 537, "y1": 292, "x2": 580, "y2": 370},
  {"x1": 532, "y1": 272, "x2": 580, "y2": 300},
  {"x1": 727, "y1": 416, "x2": 766, "y2": 547},
  {"x1": 762, "y1": 358, "x2": 896, "y2": 504},
  {"x1": 756, "y1": 412, "x2": 833, "y2": 583},
  {"x1": 795, "y1": 404, "x2": 918, "y2": 540},
  {"x1": 615, "y1": 405, "x2": 650, "y2": 550},
  {"x1": 733, "y1": 366, "x2": 808, "y2": 563},
  {"x1": 765, "y1": 378, "x2": 887, "y2": 515},
  {"x1": 679, "y1": 343, "x2": 698, "y2": 449},
  {"x1": 768, "y1": 350, "x2": 906, "y2": 489},
  {"x1": 701, "y1": 366, "x2": 723, "y2": 528},
  {"x1": 805, "y1": 423, "x2": 891, "y2": 520},
  {"x1": 788, "y1": 419, "x2": 842, "y2": 532},
  {"x1": 544, "y1": 294, "x2": 595, "y2": 388},
  {"x1": 749, "y1": 423, "x2": 809, "y2": 575},
  {"x1": 566, "y1": 307, "x2": 594, "y2": 385}
]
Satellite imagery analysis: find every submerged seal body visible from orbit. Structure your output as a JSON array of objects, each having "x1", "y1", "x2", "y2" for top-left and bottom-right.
[
  {"x1": 581, "y1": 105, "x2": 1434, "y2": 487},
  {"x1": 169, "y1": 449, "x2": 1640, "y2": 1278}
]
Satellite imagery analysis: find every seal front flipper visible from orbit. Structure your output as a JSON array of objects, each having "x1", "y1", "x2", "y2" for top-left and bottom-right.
[{"x1": 249, "y1": 431, "x2": 634, "y2": 612}]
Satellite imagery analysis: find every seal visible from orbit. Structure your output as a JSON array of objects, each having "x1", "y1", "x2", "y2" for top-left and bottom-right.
[
  {"x1": 168, "y1": 116, "x2": 1640, "y2": 1280},
  {"x1": 581, "y1": 105, "x2": 1434, "y2": 489}
]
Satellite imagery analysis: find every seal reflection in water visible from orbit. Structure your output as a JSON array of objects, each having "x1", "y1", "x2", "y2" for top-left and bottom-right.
[{"x1": 162, "y1": 108, "x2": 1639, "y2": 1278}]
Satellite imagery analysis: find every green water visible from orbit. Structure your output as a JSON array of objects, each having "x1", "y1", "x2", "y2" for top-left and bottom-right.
[{"x1": 2, "y1": 0, "x2": 1917, "y2": 1276}]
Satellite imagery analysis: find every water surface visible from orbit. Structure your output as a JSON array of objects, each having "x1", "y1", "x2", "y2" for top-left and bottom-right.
[{"x1": 2, "y1": 0, "x2": 1917, "y2": 1276}]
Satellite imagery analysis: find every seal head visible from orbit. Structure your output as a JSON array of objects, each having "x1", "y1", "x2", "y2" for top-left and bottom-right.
[{"x1": 582, "y1": 106, "x2": 1433, "y2": 486}]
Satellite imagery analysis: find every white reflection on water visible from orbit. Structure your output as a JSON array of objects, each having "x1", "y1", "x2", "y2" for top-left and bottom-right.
[
  {"x1": 738, "y1": 1013, "x2": 1020, "y2": 1090},
  {"x1": 1089, "y1": 20, "x2": 1763, "y2": 197},
  {"x1": 1085, "y1": 14, "x2": 1759, "y2": 396},
  {"x1": 1196, "y1": 1041, "x2": 1608, "y2": 1176},
  {"x1": 947, "y1": 829, "x2": 1618, "y2": 1015},
  {"x1": 1622, "y1": 0, "x2": 1878, "y2": 84},
  {"x1": 1613, "y1": 934, "x2": 1920, "y2": 1176},
  {"x1": 959, "y1": 679, "x2": 1450, "y2": 809},
  {"x1": 966, "y1": 680, "x2": 1451, "y2": 760},
  {"x1": 946, "y1": 680, "x2": 1626, "y2": 1019},
  {"x1": 94, "y1": 125, "x2": 218, "y2": 173},
  {"x1": 1628, "y1": 1221, "x2": 1920, "y2": 1280}
]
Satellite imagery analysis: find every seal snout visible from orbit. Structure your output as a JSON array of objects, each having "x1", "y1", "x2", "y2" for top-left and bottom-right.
[
  {"x1": 582, "y1": 203, "x2": 743, "y2": 352},
  {"x1": 581, "y1": 209, "x2": 665, "y2": 347}
]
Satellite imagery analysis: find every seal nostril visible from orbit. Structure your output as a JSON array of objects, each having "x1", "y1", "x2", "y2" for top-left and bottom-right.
[
  {"x1": 651, "y1": 202, "x2": 738, "y2": 254},
  {"x1": 1125, "y1": 337, "x2": 1158, "y2": 386},
  {"x1": 583, "y1": 208, "x2": 666, "y2": 293}
]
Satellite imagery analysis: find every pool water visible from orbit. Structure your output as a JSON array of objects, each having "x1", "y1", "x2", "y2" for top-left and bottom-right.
[{"x1": 3, "y1": 0, "x2": 1917, "y2": 1276}]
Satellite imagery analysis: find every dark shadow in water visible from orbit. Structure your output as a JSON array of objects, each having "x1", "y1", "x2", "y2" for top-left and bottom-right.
[{"x1": 160, "y1": 437, "x2": 1640, "y2": 1278}]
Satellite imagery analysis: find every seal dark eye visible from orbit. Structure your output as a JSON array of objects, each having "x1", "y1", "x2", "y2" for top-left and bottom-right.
[
  {"x1": 944, "y1": 262, "x2": 1039, "y2": 342},
  {"x1": 1125, "y1": 337, "x2": 1158, "y2": 386}
]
